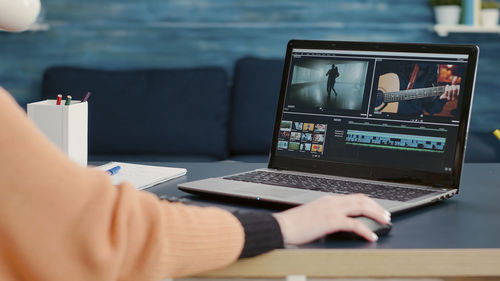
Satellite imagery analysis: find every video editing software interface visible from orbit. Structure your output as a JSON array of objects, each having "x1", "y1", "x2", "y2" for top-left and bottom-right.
[{"x1": 276, "y1": 48, "x2": 470, "y2": 174}]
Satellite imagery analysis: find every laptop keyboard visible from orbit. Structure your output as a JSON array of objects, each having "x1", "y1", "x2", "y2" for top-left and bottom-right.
[{"x1": 223, "y1": 171, "x2": 435, "y2": 202}]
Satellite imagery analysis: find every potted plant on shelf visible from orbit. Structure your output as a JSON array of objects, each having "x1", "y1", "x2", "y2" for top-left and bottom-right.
[
  {"x1": 430, "y1": 0, "x2": 462, "y2": 25},
  {"x1": 481, "y1": 1, "x2": 500, "y2": 27}
]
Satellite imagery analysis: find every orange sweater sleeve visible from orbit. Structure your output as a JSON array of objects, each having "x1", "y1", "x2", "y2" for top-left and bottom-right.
[{"x1": 0, "y1": 88, "x2": 245, "y2": 281}]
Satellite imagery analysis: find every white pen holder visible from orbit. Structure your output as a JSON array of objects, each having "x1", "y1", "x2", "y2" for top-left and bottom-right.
[{"x1": 27, "y1": 100, "x2": 88, "y2": 167}]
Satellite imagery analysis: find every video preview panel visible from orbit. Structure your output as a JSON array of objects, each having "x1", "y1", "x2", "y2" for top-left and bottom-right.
[
  {"x1": 285, "y1": 58, "x2": 370, "y2": 114},
  {"x1": 371, "y1": 61, "x2": 467, "y2": 121}
]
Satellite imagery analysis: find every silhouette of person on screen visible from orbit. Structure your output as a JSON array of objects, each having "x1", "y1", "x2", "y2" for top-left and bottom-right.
[{"x1": 326, "y1": 64, "x2": 340, "y2": 98}]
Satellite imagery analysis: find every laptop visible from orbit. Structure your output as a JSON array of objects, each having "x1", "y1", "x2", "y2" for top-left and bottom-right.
[{"x1": 179, "y1": 40, "x2": 479, "y2": 214}]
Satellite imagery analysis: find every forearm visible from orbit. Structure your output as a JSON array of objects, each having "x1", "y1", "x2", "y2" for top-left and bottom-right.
[{"x1": 0, "y1": 88, "x2": 245, "y2": 280}]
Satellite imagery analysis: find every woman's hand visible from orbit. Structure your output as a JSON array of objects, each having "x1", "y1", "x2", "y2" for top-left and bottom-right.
[{"x1": 272, "y1": 194, "x2": 391, "y2": 245}]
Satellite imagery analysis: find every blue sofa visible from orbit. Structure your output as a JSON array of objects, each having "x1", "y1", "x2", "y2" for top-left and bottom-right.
[{"x1": 41, "y1": 58, "x2": 500, "y2": 163}]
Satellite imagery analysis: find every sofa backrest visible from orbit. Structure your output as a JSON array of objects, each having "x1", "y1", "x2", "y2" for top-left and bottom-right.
[
  {"x1": 41, "y1": 62, "x2": 499, "y2": 163},
  {"x1": 229, "y1": 57, "x2": 284, "y2": 155},
  {"x1": 42, "y1": 67, "x2": 230, "y2": 159}
]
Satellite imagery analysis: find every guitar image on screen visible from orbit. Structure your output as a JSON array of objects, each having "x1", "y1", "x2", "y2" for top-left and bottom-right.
[{"x1": 374, "y1": 73, "x2": 455, "y2": 113}]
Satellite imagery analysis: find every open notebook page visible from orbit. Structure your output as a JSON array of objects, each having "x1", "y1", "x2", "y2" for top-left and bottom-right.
[{"x1": 97, "y1": 162, "x2": 187, "y2": 190}]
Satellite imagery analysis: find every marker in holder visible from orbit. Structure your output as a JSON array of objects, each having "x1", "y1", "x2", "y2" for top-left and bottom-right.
[{"x1": 27, "y1": 99, "x2": 88, "y2": 166}]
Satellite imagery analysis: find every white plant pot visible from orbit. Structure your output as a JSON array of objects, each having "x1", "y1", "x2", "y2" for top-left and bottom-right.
[
  {"x1": 481, "y1": 9, "x2": 499, "y2": 27},
  {"x1": 434, "y1": 5, "x2": 461, "y2": 25}
]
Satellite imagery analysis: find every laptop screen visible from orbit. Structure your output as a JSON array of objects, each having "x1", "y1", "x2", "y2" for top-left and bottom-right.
[{"x1": 270, "y1": 40, "x2": 478, "y2": 188}]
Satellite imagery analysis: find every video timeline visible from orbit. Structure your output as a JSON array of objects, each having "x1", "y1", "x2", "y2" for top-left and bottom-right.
[{"x1": 345, "y1": 130, "x2": 446, "y2": 153}]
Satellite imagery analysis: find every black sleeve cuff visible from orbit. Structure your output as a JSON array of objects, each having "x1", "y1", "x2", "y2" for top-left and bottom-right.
[{"x1": 233, "y1": 211, "x2": 284, "y2": 258}]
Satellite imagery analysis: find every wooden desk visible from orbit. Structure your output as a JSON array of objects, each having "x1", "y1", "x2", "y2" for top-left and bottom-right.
[
  {"x1": 144, "y1": 162, "x2": 500, "y2": 279},
  {"x1": 202, "y1": 249, "x2": 500, "y2": 279}
]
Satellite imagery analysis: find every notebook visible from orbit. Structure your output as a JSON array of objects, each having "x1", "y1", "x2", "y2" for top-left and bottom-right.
[
  {"x1": 179, "y1": 40, "x2": 479, "y2": 214},
  {"x1": 97, "y1": 162, "x2": 187, "y2": 190}
]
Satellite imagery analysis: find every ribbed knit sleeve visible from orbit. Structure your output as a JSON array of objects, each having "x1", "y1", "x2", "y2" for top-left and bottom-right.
[
  {"x1": 0, "y1": 88, "x2": 245, "y2": 281},
  {"x1": 233, "y1": 211, "x2": 284, "y2": 258}
]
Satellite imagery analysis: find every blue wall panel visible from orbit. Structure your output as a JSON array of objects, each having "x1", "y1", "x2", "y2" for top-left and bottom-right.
[{"x1": 0, "y1": 0, "x2": 499, "y2": 132}]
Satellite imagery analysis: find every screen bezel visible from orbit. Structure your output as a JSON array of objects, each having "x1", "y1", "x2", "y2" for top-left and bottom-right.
[{"x1": 268, "y1": 39, "x2": 479, "y2": 189}]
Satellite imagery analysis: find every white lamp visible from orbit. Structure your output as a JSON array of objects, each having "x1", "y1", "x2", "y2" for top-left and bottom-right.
[{"x1": 0, "y1": 0, "x2": 41, "y2": 32}]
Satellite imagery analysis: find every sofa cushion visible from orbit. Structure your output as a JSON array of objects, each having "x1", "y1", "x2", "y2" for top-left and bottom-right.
[
  {"x1": 464, "y1": 132, "x2": 500, "y2": 162},
  {"x1": 229, "y1": 57, "x2": 284, "y2": 155},
  {"x1": 42, "y1": 67, "x2": 230, "y2": 159},
  {"x1": 228, "y1": 154, "x2": 269, "y2": 163}
]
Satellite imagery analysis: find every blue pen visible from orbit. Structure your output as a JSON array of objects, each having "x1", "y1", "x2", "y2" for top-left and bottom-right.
[{"x1": 106, "y1": 165, "x2": 121, "y2": 176}]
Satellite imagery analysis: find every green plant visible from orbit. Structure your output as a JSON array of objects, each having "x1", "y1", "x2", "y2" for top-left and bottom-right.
[
  {"x1": 482, "y1": 1, "x2": 500, "y2": 9},
  {"x1": 429, "y1": 0, "x2": 461, "y2": 6}
]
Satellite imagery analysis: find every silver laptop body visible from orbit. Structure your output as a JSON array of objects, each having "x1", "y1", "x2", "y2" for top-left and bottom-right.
[{"x1": 179, "y1": 40, "x2": 479, "y2": 214}]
